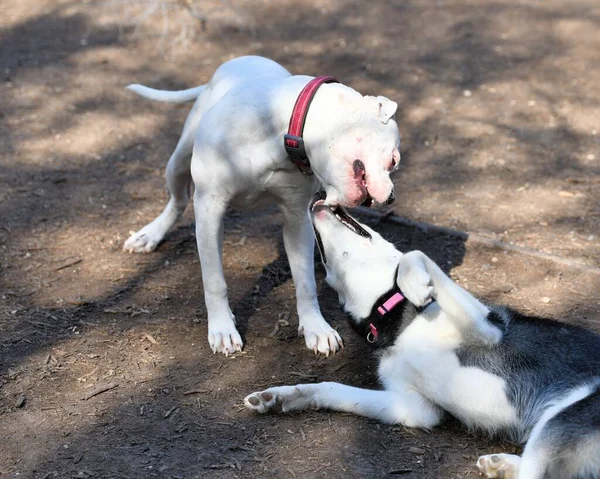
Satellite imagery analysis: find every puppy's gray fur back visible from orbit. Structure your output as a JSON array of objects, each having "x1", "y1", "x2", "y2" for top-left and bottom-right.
[{"x1": 456, "y1": 305, "x2": 600, "y2": 446}]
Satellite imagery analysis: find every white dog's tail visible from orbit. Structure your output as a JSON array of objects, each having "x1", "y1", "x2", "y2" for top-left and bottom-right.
[{"x1": 125, "y1": 84, "x2": 205, "y2": 103}]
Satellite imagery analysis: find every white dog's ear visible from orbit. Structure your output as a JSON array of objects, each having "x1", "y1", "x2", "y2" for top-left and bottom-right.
[
  {"x1": 366, "y1": 95, "x2": 398, "y2": 124},
  {"x1": 376, "y1": 96, "x2": 398, "y2": 124}
]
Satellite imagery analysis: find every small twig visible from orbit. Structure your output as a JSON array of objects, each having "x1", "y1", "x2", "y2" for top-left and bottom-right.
[
  {"x1": 25, "y1": 319, "x2": 60, "y2": 329},
  {"x1": 333, "y1": 362, "x2": 348, "y2": 372},
  {"x1": 288, "y1": 371, "x2": 317, "y2": 379},
  {"x1": 183, "y1": 389, "x2": 210, "y2": 395},
  {"x1": 53, "y1": 258, "x2": 82, "y2": 271},
  {"x1": 205, "y1": 464, "x2": 234, "y2": 470},
  {"x1": 81, "y1": 383, "x2": 118, "y2": 401},
  {"x1": 388, "y1": 468, "x2": 413, "y2": 475},
  {"x1": 143, "y1": 333, "x2": 158, "y2": 344},
  {"x1": 163, "y1": 406, "x2": 179, "y2": 419}
]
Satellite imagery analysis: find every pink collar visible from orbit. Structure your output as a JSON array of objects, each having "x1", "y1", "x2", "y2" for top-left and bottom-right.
[
  {"x1": 367, "y1": 291, "x2": 406, "y2": 343},
  {"x1": 377, "y1": 292, "x2": 405, "y2": 316}
]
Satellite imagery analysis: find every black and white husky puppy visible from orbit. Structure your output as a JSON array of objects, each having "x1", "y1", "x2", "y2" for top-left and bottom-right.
[{"x1": 244, "y1": 196, "x2": 600, "y2": 479}]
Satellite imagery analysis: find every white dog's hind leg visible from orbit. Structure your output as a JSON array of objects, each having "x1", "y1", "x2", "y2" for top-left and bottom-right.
[
  {"x1": 194, "y1": 191, "x2": 242, "y2": 355},
  {"x1": 244, "y1": 382, "x2": 442, "y2": 428},
  {"x1": 280, "y1": 205, "x2": 343, "y2": 356},
  {"x1": 397, "y1": 251, "x2": 502, "y2": 346},
  {"x1": 124, "y1": 92, "x2": 205, "y2": 253}
]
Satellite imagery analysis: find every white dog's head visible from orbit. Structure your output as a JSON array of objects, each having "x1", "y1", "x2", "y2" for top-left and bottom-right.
[
  {"x1": 309, "y1": 193, "x2": 403, "y2": 324},
  {"x1": 304, "y1": 84, "x2": 401, "y2": 208}
]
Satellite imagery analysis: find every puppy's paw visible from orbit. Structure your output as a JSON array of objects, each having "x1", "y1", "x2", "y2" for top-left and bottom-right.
[
  {"x1": 244, "y1": 385, "x2": 317, "y2": 414},
  {"x1": 479, "y1": 321, "x2": 503, "y2": 346},
  {"x1": 124, "y1": 225, "x2": 165, "y2": 253},
  {"x1": 476, "y1": 453, "x2": 521, "y2": 479},
  {"x1": 299, "y1": 315, "x2": 343, "y2": 356},
  {"x1": 208, "y1": 320, "x2": 243, "y2": 356},
  {"x1": 244, "y1": 390, "x2": 281, "y2": 414},
  {"x1": 397, "y1": 256, "x2": 433, "y2": 307}
]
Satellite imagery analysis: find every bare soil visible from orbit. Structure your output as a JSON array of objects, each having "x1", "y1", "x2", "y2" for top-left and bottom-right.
[{"x1": 1, "y1": 1, "x2": 599, "y2": 478}]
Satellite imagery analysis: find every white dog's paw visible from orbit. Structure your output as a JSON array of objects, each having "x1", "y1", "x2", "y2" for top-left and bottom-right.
[
  {"x1": 299, "y1": 315, "x2": 343, "y2": 356},
  {"x1": 244, "y1": 385, "x2": 317, "y2": 414},
  {"x1": 124, "y1": 224, "x2": 165, "y2": 253},
  {"x1": 397, "y1": 257, "x2": 433, "y2": 307},
  {"x1": 208, "y1": 320, "x2": 243, "y2": 356},
  {"x1": 476, "y1": 453, "x2": 521, "y2": 479}
]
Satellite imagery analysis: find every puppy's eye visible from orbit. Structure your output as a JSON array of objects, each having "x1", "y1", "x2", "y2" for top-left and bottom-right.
[{"x1": 342, "y1": 251, "x2": 349, "y2": 258}]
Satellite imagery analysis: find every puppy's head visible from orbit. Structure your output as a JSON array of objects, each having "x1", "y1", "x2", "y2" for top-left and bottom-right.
[
  {"x1": 304, "y1": 84, "x2": 401, "y2": 208},
  {"x1": 309, "y1": 193, "x2": 402, "y2": 323}
]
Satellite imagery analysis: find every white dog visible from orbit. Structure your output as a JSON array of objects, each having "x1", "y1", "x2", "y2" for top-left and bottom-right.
[
  {"x1": 123, "y1": 56, "x2": 401, "y2": 356},
  {"x1": 245, "y1": 199, "x2": 600, "y2": 479}
]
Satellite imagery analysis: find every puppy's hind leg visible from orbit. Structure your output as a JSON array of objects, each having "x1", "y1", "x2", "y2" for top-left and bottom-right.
[
  {"x1": 516, "y1": 383, "x2": 600, "y2": 479},
  {"x1": 124, "y1": 96, "x2": 204, "y2": 253},
  {"x1": 478, "y1": 383, "x2": 600, "y2": 479}
]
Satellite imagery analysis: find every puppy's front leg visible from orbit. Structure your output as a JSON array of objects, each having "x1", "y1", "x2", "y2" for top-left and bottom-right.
[
  {"x1": 398, "y1": 251, "x2": 502, "y2": 345},
  {"x1": 280, "y1": 204, "x2": 343, "y2": 356},
  {"x1": 194, "y1": 191, "x2": 242, "y2": 355},
  {"x1": 244, "y1": 382, "x2": 441, "y2": 428}
]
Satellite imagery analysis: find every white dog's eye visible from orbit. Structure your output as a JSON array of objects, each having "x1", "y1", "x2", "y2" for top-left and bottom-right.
[
  {"x1": 342, "y1": 251, "x2": 349, "y2": 258},
  {"x1": 390, "y1": 148, "x2": 401, "y2": 170}
]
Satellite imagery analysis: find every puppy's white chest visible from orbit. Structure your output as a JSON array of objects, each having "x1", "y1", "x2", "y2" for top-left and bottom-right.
[{"x1": 380, "y1": 316, "x2": 518, "y2": 431}]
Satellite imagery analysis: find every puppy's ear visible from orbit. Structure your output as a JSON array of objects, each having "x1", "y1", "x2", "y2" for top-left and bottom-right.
[{"x1": 367, "y1": 96, "x2": 398, "y2": 124}]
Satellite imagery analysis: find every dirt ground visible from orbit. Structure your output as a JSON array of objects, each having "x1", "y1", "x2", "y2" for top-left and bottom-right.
[{"x1": 1, "y1": 0, "x2": 599, "y2": 477}]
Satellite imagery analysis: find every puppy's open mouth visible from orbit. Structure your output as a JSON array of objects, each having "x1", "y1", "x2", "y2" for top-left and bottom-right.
[{"x1": 310, "y1": 192, "x2": 372, "y2": 240}]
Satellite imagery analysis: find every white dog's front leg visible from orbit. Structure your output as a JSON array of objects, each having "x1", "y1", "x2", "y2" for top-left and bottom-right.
[
  {"x1": 280, "y1": 205, "x2": 342, "y2": 356},
  {"x1": 244, "y1": 382, "x2": 441, "y2": 428},
  {"x1": 194, "y1": 191, "x2": 242, "y2": 355}
]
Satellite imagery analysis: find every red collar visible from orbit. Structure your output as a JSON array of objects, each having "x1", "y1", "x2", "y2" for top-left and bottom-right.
[{"x1": 284, "y1": 76, "x2": 339, "y2": 175}]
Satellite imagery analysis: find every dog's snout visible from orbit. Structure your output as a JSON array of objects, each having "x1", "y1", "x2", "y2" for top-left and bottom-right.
[
  {"x1": 384, "y1": 190, "x2": 395, "y2": 205},
  {"x1": 353, "y1": 159, "x2": 366, "y2": 180}
]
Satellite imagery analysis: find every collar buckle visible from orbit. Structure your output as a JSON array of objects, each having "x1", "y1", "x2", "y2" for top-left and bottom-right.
[
  {"x1": 283, "y1": 134, "x2": 312, "y2": 175},
  {"x1": 367, "y1": 323, "x2": 378, "y2": 343}
]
